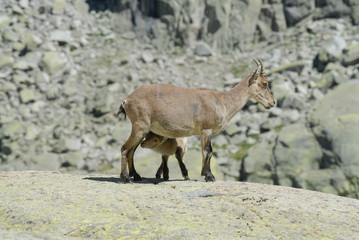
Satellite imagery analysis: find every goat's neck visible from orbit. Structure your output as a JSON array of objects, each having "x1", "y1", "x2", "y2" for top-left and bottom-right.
[{"x1": 222, "y1": 77, "x2": 251, "y2": 120}]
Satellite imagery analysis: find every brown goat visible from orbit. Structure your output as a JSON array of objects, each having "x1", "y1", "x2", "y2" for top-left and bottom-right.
[
  {"x1": 140, "y1": 131, "x2": 189, "y2": 181},
  {"x1": 117, "y1": 58, "x2": 275, "y2": 183}
]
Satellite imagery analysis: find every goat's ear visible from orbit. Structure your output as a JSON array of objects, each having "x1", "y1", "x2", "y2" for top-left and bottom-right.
[{"x1": 249, "y1": 68, "x2": 258, "y2": 86}]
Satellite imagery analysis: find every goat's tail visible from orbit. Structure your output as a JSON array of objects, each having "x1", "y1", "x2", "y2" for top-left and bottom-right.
[{"x1": 116, "y1": 100, "x2": 127, "y2": 120}]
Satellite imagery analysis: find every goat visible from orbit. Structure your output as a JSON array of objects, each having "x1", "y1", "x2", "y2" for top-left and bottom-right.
[
  {"x1": 140, "y1": 131, "x2": 189, "y2": 181},
  {"x1": 117, "y1": 58, "x2": 275, "y2": 183}
]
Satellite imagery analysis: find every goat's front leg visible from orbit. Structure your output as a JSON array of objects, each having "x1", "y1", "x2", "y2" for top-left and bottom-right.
[
  {"x1": 200, "y1": 129, "x2": 215, "y2": 182},
  {"x1": 155, "y1": 155, "x2": 169, "y2": 180}
]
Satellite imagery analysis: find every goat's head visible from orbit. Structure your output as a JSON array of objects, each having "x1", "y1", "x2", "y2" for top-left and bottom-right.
[
  {"x1": 248, "y1": 58, "x2": 275, "y2": 109},
  {"x1": 140, "y1": 132, "x2": 165, "y2": 148}
]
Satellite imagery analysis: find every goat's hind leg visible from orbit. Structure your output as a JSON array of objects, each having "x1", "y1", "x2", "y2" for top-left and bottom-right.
[
  {"x1": 121, "y1": 123, "x2": 148, "y2": 183},
  {"x1": 175, "y1": 148, "x2": 189, "y2": 180},
  {"x1": 200, "y1": 130, "x2": 215, "y2": 182}
]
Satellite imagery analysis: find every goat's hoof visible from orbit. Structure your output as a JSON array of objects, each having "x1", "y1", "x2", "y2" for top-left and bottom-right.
[
  {"x1": 163, "y1": 177, "x2": 169, "y2": 181},
  {"x1": 123, "y1": 177, "x2": 133, "y2": 184},
  {"x1": 205, "y1": 175, "x2": 216, "y2": 182},
  {"x1": 133, "y1": 173, "x2": 142, "y2": 181},
  {"x1": 184, "y1": 176, "x2": 190, "y2": 181},
  {"x1": 156, "y1": 174, "x2": 161, "y2": 179}
]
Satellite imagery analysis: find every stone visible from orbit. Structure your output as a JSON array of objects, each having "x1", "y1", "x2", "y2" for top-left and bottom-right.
[
  {"x1": 1, "y1": 121, "x2": 23, "y2": 137},
  {"x1": 2, "y1": 30, "x2": 19, "y2": 42},
  {"x1": 25, "y1": 124, "x2": 41, "y2": 140},
  {"x1": 40, "y1": 52, "x2": 66, "y2": 75},
  {"x1": 313, "y1": 36, "x2": 347, "y2": 72},
  {"x1": 342, "y1": 44, "x2": 359, "y2": 66},
  {"x1": 311, "y1": 80, "x2": 359, "y2": 126},
  {"x1": 273, "y1": 123, "x2": 322, "y2": 183},
  {"x1": 62, "y1": 151, "x2": 86, "y2": 168},
  {"x1": 31, "y1": 153, "x2": 60, "y2": 170},
  {"x1": 25, "y1": 32, "x2": 43, "y2": 50},
  {"x1": 0, "y1": 55, "x2": 14, "y2": 68},
  {"x1": 298, "y1": 169, "x2": 339, "y2": 195},
  {"x1": 54, "y1": 138, "x2": 82, "y2": 153},
  {"x1": 50, "y1": 30, "x2": 73, "y2": 43},
  {"x1": 141, "y1": 51, "x2": 154, "y2": 63},
  {"x1": 283, "y1": 0, "x2": 314, "y2": 26},
  {"x1": 93, "y1": 87, "x2": 115, "y2": 116},
  {"x1": 268, "y1": 61, "x2": 305, "y2": 74},
  {"x1": 19, "y1": 88, "x2": 36, "y2": 103},
  {"x1": 243, "y1": 141, "x2": 274, "y2": 175},
  {"x1": 0, "y1": 16, "x2": 11, "y2": 28},
  {"x1": 2, "y1": 171, "x2": 359, "y2": 239},
  {"x1": 52, "y1": 0, "x2": 66, "y2": 15},
  {"x1": 193, "y1": 42, "x2": 213, "y2": 57}
]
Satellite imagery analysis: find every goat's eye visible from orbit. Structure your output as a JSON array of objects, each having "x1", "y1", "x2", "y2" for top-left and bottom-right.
[{"x1": 263, "y1": 83, "x2": 267, "y2": 87}]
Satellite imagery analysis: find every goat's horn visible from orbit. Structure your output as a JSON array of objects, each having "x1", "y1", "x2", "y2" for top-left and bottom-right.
[
  {"x1": 253, "y1": 58, "x2": 260, "y2": 67},
  {"x1": 258, "y1": 58, "x2": 265, "y2": 75}
]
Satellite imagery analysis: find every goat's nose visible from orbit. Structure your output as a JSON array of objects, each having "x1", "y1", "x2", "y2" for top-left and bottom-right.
[{"x1": 273, "y1": 100, "x2": 276, "y2": 105}]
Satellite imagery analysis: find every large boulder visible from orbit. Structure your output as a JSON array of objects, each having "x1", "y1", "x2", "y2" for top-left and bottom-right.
[
  {"x1": 273, "y1": 123, "x2": 322, "y2": 187},
  {"x1": 283, "y1": 0, "x2": 315, "y2": 26},
  {"x1": 311, "y1": 80, "x2": 359, "y2": 198},
  {"x1": 1, "y1": 171, "x2": 359, "y2": 239}
]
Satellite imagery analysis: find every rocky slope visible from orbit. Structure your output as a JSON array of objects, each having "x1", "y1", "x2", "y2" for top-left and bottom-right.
[
  {"x1": 1, "y1": 0, "x2": 359, "y2": 197},
  {"x1": 1, "y1": 171, "x2": 359, "y2": 239}
]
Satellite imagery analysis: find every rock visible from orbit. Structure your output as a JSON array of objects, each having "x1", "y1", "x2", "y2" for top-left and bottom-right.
[
  {"x1": 52, "y1": 0, "x2": 66, "y2": 15},
  {"x1": 268, "y1": 61, "x2": 305, "y2": 75},
  {"x1": 1, "y1": 171, "x2": 359, "y2": 239},
  {"x1": 273, "y1": 123, "x2": 322, "y2": 186},
  {"x1": 1, "y1": 121, "x2": 23, "y2": 137},
  {"x1": 25, "y1": 32, "x2": 43, "y2": 50},
  {"x1": 141, "y1": 51, "x2": 154, "y2": 63},
  {"x1": 193, "y1": 42, "x2": 213, "y2": 56},
  {"x1": 242, "y1": 141, "x2": 274, "y2": 179},
  {"x1": 62, "y1": 151, "x2": 86, "y2": 168},
  {"x1": 283, "y1": 0, "x2": 314, "y2": 26},
  {"x1": 2, "y1": 30, "x2": 19, "y2": 42},
  {"x1": 19, "y1": 88, "x2": 37, "y2": 103},
  {"x1": 40, "y1": 51, "x2": 67, "y2": 75},
  {"x1": 311, "y1": 81, "x2": 359, "y2": 126},
  {"x1": 54, "y1": 137, "x2": 82, "y2": 153},
  {"x1": 93, "y1": 87, "x2": 114, "y2": 116},
  {"x1": 315, "y1": 0, "x2": 350, "y2": 19},
  {"x1": 50, "y1": 30, "x2": 73, "y2": 43},
  {"x1": 30, "y1": 154, "x2": 60, "y2": 170},
  {"x1": 298, "y1": 169, "x2": 340, "y2": 195},
  {"x1": 342, "y1": 44, "x2": 359, "y2": 66},
  {"x1": 313, "y1": 36, "x2": 346, "y2": 72}
]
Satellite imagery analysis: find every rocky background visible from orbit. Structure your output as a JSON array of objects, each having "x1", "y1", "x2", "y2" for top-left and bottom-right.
[{"x1": 0, "y1": 0, "x2": 359, "y2": 198}]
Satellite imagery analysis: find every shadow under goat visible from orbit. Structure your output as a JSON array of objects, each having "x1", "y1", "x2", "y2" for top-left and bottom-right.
[{"x1": 140, "y1": 131, "x2": 189, "y2": 181}]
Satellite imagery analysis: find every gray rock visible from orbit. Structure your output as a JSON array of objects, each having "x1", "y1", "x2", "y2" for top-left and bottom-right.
[
  {"x1": 273, "y1": 123, "x2": 322, "y2": 184},
  {"x1": 313, "y1": 36, "x2": 346, "y2": 72},
  {"x1": 311, "y1": 80, "x2": 359, "y2": 126},
  {"x1": 52, "y1": 0, "x2": 66, "y2": 15},
  {"x1": 31, "y1": 153, "x2": 60, "y2": 170},
  {"x1": 19, "y1": 88, "x2": 37, "y2": 103},
  {"x1": 50, "y1": 30, "x2": 73, "y2": 43},
  {"x1": 193, "y1": 42, "x2": 213, "y2": 57},
  {"x1": 2, "y1": 30, "x2": 19, "y2": 42},
  {"x1": 40, "y1": 52, "x2": 67, "y2": 75},
  {"x1": 1, "y1": 121, "x2": 23, "y2": 137},
  {"x1": 25, "y1": 32, "x2": 43, "y2": 50},
  {"x1": 243, "y1": 141, "x2": 274, "y2": 176},
  {"x1": 283, "y1": 0, "x2": 314, "y2": 26},
  {"x1": 342, "y1": 44, "x2": 359, "y2": 66}
]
